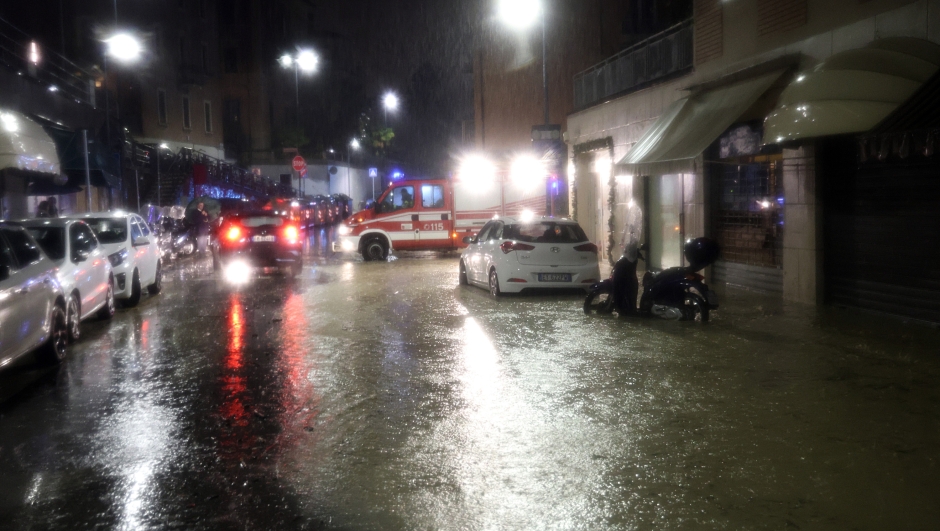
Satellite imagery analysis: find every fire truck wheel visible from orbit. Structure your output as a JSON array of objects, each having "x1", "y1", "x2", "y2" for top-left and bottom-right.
[{"x1": 363, "y1": 238, "x2": 388, "y2": 262}]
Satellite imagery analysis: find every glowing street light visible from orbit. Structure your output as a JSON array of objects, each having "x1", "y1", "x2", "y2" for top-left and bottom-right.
[
  {"x1": 497, "y1": 0, "x2": 548, "y2": 125},
  {"x1": 104, "y1": 33, "x2": 143, "y2": 63},
  {"x1": 509, "y1": 153, "x2": 546, "y2": 189},
  {"x1": 279, "y1": 49, "x2": 319, "y2": 127},
  {"x1": 382, "y1": 92, "x2": 399, "y2": 126},
  {"x1": 456, "y1": 153, "x2": 498, "y2": 184},
  {"x1": 350, "y1": 138, "x2": 361, "y2": 151}
]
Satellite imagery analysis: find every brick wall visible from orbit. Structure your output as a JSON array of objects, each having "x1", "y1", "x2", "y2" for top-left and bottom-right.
[
  {"x1": 694, "y1": 0, "x2": 723, "y2": 64},
  {"x1": 757, "y1": 0, "x2": 808, "y2": 37}
]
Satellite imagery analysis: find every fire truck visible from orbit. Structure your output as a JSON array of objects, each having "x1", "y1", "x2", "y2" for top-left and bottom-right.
[{"x1": 335, "y1": 177, "x2": 546, "y2": 261}]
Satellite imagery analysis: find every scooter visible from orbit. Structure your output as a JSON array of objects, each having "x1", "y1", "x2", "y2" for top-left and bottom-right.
[{"x1": 584, "y1": 237, "x2": 721, "y2": 322}]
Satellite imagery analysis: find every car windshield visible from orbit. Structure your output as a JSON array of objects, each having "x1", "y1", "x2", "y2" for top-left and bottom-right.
[
  {"x1": 239, "y1": 216, "x2": 285, "y2": 228},
  {"x1": 25, "y1": 227, "x2": 66, "y2": 260},
  {"x1": 503, "y1": 222, "x2": 588, "y2": 244},
  {"x1": 85, "y1": 218, "x2": 128, "y2": 244}
]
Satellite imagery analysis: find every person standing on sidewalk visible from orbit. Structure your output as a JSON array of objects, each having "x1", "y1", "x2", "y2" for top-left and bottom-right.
[{"x1": 194, "y1": 201, "x2": 210, "y2": 255}]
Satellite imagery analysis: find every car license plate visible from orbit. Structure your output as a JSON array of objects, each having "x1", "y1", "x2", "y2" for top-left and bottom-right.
[
  {"x1": 538, "y1": 273, "x2": 571, "y2": 282},
  {"x1": 252, "y1": 235, "x2": 276, "y2": 242}
]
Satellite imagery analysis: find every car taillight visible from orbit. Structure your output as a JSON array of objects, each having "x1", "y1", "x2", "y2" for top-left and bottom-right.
[
  {"x1": 225, "y1": 225, "x2": 243, "y2": 242},
  {"x1": 685, "y1": 273, "x2": 705, "y2": 282},
  {"x1": 500, "y1": 241, "x2": 536, "y2": 254},
  {"x1": 574, "y1": 243, "x2": 598, "y2": 253},
  {"x1": 282, "y1": 224, "x2": 300, "y2": 243}
]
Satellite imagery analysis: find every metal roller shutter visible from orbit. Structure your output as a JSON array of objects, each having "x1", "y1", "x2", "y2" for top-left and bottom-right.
[{"x1": 823, "y1": 139, "x2": 940, "y2": 323}]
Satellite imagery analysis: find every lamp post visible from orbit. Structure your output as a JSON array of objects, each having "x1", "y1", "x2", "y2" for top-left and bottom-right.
[
  {"x1": 497, "y1": 0, "x2": 548, "y2": 124},
  {"x1": 347, "y1": 138, "x2": 360, "y2": 200},
  {"x1": 382, "y1": 92, "x2": 399, "y2": 127},
  {"x1": 156, "y1": 143, "x2": 168, "y2": 206},
  {"x1": 103, "y1": 32, "x2": 143, "y2": 210},
  {"x1": 279, "y1": 50, "x2": 318, "y2": 128}
]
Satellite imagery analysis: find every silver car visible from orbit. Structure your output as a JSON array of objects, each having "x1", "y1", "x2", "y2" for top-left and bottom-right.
[
  {"x1": 0, "y1": 222, "x2": 69, "y2": 367},
  {"x1": 20, "y1": 219, "x2": 116, "y2": 341}
]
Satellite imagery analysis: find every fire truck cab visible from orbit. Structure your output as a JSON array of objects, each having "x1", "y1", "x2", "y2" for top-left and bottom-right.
[{"x1": 335, "y1": 177, "x2": 546, "y2": 261}]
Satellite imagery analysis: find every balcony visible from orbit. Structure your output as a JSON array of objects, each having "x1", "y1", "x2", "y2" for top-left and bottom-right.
[
  {"x1": 0, "y1": 15, "x2": 95, "y2": 107},
  {"x1": 574, "y1": 19, "x2": 693, "y2": 111}
]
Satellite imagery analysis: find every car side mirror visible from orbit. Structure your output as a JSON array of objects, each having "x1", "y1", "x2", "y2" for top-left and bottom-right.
[
  {"x1": 0, "y1": 264, "x2": 10, "y2": 282},
  {"x1": 73, "y1": 249, "x2": 90, "y2": 263},
  {"x1": 462, "y1": 236, "x2": 475, "y2": 244},
  {"x1": 133, "y1": 237, "x2": 150, "y2": 247}
]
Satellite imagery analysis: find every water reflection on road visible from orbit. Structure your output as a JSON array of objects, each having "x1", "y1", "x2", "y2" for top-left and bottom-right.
[{"x1": 2, "y1": 223, "x2": 940, "y2": 529}]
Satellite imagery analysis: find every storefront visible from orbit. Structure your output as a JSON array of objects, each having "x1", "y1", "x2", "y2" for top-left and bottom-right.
[{"x1": 0, "y1": 109, "x2": 63, "y2": 219}]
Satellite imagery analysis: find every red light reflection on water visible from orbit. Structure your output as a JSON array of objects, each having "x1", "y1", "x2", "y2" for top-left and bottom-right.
[{"x1": 221, "y1": 294, "x2": 248, "y2": 428}]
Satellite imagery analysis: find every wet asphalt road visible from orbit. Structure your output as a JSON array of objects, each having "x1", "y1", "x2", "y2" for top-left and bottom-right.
[{"x1": 2, "y1": 228, "x2": 940, "y2": 530}]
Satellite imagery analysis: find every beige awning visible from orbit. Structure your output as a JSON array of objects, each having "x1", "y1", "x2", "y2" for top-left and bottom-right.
[
  {"x1": 0, "y1": 109, "x2": 61, "y2": 175},
  {"x1": 618, "y1": 69, "x2": 787, "y2": 175},
  {"x1": 764, "y1": 38, "x2": 940, "y2": 144}
]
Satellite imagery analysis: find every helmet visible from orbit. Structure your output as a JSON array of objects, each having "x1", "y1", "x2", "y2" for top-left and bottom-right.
[{"x1": 684, "y1": 237, "x2": 720, "y2": 271}]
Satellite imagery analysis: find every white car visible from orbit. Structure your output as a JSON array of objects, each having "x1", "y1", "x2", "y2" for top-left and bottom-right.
[
  {"x1": 20, "y1": 219, "x2": 116, "y2": 341},
  {"x1": 459, "y1": 217, "x2": 602, "y2": 296},
  {"x1": 74, "y1": 212, "x2": 162, "y2": 307},
  {"x1": 0, "y1": 222, "x2": 68, "y2": 366}
]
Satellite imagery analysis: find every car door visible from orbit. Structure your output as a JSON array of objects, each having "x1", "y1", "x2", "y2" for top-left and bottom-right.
[
  {"x1": 129, "y1": 217, "x2": 151, "y2": 284},
  {"x1": 0, "y1": 232, "x2": 21, "y2": 363},
  {"x1": 135, "y1": 216, "x2": 158, "y2": 284},
  {"x1": 70, "y1": 222, "x2": 105, "y2": 317},
  {"x1": 0, "y1": 227, "x2": 55, "y2": 358},
  {"x1": 480, "y1": 221, "x2": 505, "y2": 276},
  {"x1": 415, "y1": 183, "x2": 454, "y2": 248},
  {"x1": 375, "y1": 185, "x2": 419, "y2": 250},
  {"x1": 466, "y1": 222, "x2": 493, "y2": 284}
]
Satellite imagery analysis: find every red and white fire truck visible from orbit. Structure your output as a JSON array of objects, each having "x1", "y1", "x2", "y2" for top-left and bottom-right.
[{"x1": 335, "y1": 177, "x2": 546, "y2": 260}]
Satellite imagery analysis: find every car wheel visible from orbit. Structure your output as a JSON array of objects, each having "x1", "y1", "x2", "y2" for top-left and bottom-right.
[
  {"x1": 458, "y1": 260, "x2": 468, "y2": 286},
  {"x1": 363, "y1": 238, "x2": 388, "y2": 261},
  {"x1": 98, "y1": 278, "x2": 116, "y2": 320},
  {"x1": 584, "y1": 289, "x2": 614, "y2": 315},
  {"x1": 123, "y1": 269, "x2": 142, "y2": 307},
  {"x1": 489, "y1": 268, "x2": 502, "y2": 298},
  {"x1": 66, "y1": 293, "x2": 81, "y2": 342},
  {"x1": 40, "y1": 302, "x2": 68, "y2": 363},
  {"x1": 148, "y1": 261, "x2": 163, "y2": 295}
]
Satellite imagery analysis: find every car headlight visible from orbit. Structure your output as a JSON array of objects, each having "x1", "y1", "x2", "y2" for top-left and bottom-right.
[
  {"x1": 337, "y1": 224, "x2": 351, "y2": 236},
  {"x1": 108, "y1": 248, "x2": 129, "y2": 267}
]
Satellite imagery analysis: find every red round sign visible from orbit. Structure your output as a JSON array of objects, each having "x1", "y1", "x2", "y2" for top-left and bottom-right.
[{"x1": 292, "y1": 156, "x2": 306, "y2": 172}]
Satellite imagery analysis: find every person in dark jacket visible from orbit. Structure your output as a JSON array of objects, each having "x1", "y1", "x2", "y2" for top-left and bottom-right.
[{"x1": 194, "y1": 202, "x2": 211, "y2": 255}]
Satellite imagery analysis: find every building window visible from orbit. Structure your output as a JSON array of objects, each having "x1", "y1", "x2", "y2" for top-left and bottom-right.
[
  {"x1": 157, "y1": 89, "x2": 167, "y2": 125},
  {"x1": 182, "y1": 96, "x2": 191, "y2": 130},
  {"x1": 223, "y1": 47, "x2": 237, "y2": 73},
  {"x1": 204, "y1": 101, "x2": 213, "y2": 133}
]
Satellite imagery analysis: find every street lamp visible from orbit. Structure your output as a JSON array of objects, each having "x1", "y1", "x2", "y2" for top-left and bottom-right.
[
  {"x1": 102, "y1": 31, "x2": 144, "y2": 211},
  {"x1": 497, "y1": 0, "x2": 548, "y2": 124},
  {"x1": 279, "y1": 50, "x2": 318, "y2": 127},
  {"x1": 382, "y1": 92, "x2": 399, "y2": 127},
  {"x1": 347, "y1": 138, "x2": 361, "y2": 201}
]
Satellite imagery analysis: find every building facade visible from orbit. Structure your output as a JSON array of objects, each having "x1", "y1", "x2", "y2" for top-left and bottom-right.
[{"x1": 568, "y1": 0, "x2": 940, "y2": 323}]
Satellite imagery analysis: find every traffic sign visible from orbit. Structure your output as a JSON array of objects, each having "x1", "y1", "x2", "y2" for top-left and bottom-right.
[
  {"x1": 292, "y1": 156, "x2": 306, "y2": 172},
  {"x1": 369, "y1": 167, "x2": 378, "y2": 178}
]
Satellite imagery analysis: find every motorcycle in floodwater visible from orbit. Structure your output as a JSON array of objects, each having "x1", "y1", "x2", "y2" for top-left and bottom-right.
[{"x1": 583, "y1": 205, "x2": 720, "y2": 321}]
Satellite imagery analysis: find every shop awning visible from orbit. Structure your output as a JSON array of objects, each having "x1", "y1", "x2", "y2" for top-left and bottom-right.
[
  {"x1": 0, "y1": 109, "x2": 61, "y2": 176},
  {"x1": 617, "y1": 69, "x2": 788, "y2": 175},
  {"x1": 764, "y1": 38, "x2": 940, "y2": 143}
]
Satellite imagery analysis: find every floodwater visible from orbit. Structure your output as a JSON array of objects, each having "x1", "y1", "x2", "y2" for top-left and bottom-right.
[{"x1": 1, "y1": 232, "x2": 939, "y2": 530}]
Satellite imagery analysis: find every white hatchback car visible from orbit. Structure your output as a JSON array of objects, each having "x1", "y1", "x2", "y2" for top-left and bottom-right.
[
  {"x1": 459, "y1": 217, "x2": 602, "y2": 296},
  {"x1": 20, "y1": 219, "x2": 115, "y2": 341},
  {"x1": 74, "y1": 212, "x2": 162, "y2": 307}
]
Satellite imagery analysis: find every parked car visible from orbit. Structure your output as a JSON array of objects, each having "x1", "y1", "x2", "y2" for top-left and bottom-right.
[
  {"x1": 212, "y1": 211, "x2": 303, "y2": 282},
  {"x1": 0, "y1": 222, "x2": 69, "y2": 365},
  {"x1": 74, "y1": 212, "x2": 163, "y2": 307},
  {"x1": 19, "y1": 219, "x2": 115, "y2": 340},
  {"x1": 459, "y1": 217, "x2": 602, "y2": 296}
]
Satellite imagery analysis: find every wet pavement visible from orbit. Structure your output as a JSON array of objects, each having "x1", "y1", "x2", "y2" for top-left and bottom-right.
[{"x1": 2, "y1": 227, "x2": 940, "y2": 530}]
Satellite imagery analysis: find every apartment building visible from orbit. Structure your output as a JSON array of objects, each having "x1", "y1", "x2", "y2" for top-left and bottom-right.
[{"x1": 568, "y1": 0, "x2": 940, "y2": 323}]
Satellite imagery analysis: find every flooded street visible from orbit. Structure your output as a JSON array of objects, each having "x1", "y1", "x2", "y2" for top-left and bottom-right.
[{"x1": 2, "y1": 235, "x2": 940, "y2": 530}]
